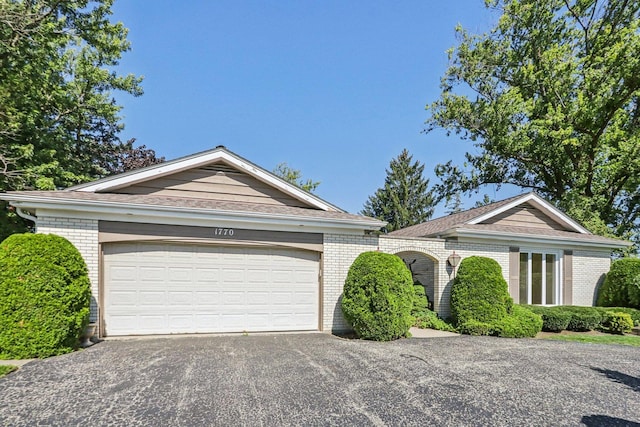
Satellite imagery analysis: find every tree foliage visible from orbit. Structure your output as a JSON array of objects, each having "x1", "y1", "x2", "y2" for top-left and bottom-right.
[
  {"x1": 273, "y1": 162, "x2": 320, "y2": 193},
  {"x1": 0, "y1": 0, "x2": 163, "y2": 238},
  {"x1": 361, "y1": 149, "x2": 435, "y2": 232},
  {"x1": 426, "y1": 0, "x2": 640, "y2": 246}
]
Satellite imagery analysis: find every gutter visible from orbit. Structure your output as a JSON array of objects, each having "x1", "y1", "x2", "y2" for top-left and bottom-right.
[
  {"x1": 2, "y1": 194, "x2": 386, "y2": 231},
  {"x1": 441, "y1": 228, "x2": 632, "y2": 249}
]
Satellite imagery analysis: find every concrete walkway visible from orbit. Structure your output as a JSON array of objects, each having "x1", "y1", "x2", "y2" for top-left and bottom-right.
[
  {"x1": 0, "y1": 359, "x2": 34, "y2": 368},
  {"x1": 409, "y1": 327, "x2": 459, "y2": 338}
]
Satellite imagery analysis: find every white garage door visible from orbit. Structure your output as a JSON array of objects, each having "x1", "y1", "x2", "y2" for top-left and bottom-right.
[{"x1": 103, "y1": 243, "x2": 320, "y2": 336}]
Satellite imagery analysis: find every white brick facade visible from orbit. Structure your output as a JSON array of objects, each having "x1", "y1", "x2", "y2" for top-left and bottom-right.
[
  {"x1": 36, "y1": 216, "x2": 100, "y2": 322},
  {"x1": 572, "y1": 249, "x2": 611, "y2": 306},
  {"x1": 30, "y1": 217, "x2": 613, "y2": 335}
]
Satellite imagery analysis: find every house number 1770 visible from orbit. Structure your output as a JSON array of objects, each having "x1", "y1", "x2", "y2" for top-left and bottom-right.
[{"x1": 214, "y1": 228, "x2": 234, "y2": 236}]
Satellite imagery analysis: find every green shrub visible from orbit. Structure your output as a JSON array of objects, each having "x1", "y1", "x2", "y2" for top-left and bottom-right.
[
  {"x1": 450, "y1": 256, "x2": 513, "y2": 325},
  {"x1": 341, "y1": 252, "x2": 415, "y2": 341},
  {"x1": 595, "y1": 306, "x2": 640, "y2": 326},
  {"x1": 413, "y1": 310, "x2": 456, "y2": 332},
  {"x1": 564, "y1": 307, "x2": 602, "y2": 331},
  {"x1": 493, "y1": 305, "x2": 543, "y2": 338},
  {"x1": 411, "y1": 281, "x2": 429, "y2": 317},
  {"x1": 457, "y1": 320, "x2": 492, "y2": 336},
  {"x1": 597, "y1": 258, "x2": 640, "y2": 309},
  {"x1": 602, "y1": 312, "x2": 634, "y2": 335},
  {"x1": 0, "y1": 234, "x2": 91, "y2": 359},
  {"x1": 527, "y1": 306, "x2": 572, "y2": 332}
]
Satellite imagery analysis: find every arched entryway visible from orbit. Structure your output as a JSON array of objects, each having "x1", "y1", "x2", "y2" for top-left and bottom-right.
[{"x1": 395, "y1": 250, "x2": 438, "y2": 310}]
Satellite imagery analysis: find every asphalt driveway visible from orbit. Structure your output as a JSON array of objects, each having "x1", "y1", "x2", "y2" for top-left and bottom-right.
[{"x1": 1, "y1": 333, "x2": 639, "y2": 427}]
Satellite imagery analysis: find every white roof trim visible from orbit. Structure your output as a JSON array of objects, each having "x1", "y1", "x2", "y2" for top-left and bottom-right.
[
  {"x1": 442, "y1": 228, "x2": 631, "y2": 249},
  {"x1": 5, "y1": 195, "x2": 385, "y2": 231},
  {"x1": 68, "y1": 147, "x2": 342, "y2": 213},
  {"x1": 467, "y1": 193, "x2": 590, "y2": 234}
]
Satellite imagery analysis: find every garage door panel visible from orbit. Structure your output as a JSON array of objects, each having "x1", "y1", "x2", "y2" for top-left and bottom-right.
[
  {"x1": 139, "y1": 266, "x2": 165, "y2": 281},
  {"x1": 104, "y1": 243, "x2": 319, "y2": 336},
  {"x1": 139, "y1": 291, "x2": 165, "y2": 306},
  {"x1": 109, "y1": 291, "x2": 137, "y2": 306}
]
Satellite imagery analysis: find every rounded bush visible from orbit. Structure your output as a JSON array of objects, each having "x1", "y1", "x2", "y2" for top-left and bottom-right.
[
  {"x1": 0, "y1": 234, "x2": 91, "y2": 359},
  {"x1": 450, "y1": 256, "x2": 513, "y2": 325},
  {"x1": 603, "y1": 311, "x2": 634, "y2": 335},
  {"x1": 595, "y1": 307, "x2": 640, "y2": 326},
  {"x1": 597, "y1": 258, "x2": 640, "y2": 309},
  {"x1": 493, "y1": 305, "x2": 542, "y2": 338},
  {"x1": 341, "y1": 252, "x2": 414, "y2": 341}
]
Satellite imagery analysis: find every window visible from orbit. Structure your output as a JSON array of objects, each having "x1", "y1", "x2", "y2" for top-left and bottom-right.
[{"x1": 518, "y1": 250, "x2": 561, "y2": 305}]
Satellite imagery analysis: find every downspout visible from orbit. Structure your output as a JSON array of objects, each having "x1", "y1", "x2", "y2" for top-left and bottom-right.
[{"x1": 15, "y1": 207, "x2": 37, "y2": 224}]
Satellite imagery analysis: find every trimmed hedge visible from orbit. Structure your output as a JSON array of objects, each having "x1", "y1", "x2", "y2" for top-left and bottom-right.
[
  {"x1": 450, "y1": 256, "x2": 541, "y2": 338},
  {"x1": 524, "y1": 305, "x2": 640, "y2": 334},
  {"x1": 341, "y1": 252, "x2": 415, "y2": 341},
  {"x1": 0, "y1": 234, "x2": 91, "y2": 359},
  {"x1": 527, "y1": 306, "x2": 572, "y2": 332},
  {"x1": 597, "y1": 258, "x2": 640, "y2": 309}
]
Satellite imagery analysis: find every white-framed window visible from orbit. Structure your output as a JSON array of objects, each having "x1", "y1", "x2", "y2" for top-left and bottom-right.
[{"x1": 518, "y1": 249, "x2": 562, "y2": 305}]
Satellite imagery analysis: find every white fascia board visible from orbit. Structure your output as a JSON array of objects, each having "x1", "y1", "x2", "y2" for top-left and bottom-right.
[
  {"x1": 8, "y1": 197, "x2": 384, "y2": 235},
  {"x1": 70, "y1": 149, "x2": 340, "y2": 212},
  {"x1": 442, "y1": 228, "x2": 631, "y2": 250},
  {"x1": 467, "y1": 193, "x2": 589, "y2": 234}
]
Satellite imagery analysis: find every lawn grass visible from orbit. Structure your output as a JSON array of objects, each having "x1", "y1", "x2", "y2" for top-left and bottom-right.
[
  {"x1": 0, "y1": 365, "x2": 17, "y2": 378},
  {"x1": 541, "y1": 333, "x2": 640, "y2": 347}
]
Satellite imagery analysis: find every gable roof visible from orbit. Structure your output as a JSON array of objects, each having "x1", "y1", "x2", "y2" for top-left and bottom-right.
[
  {"x1": 69, "y1": 145, "x2": 343, "y2": 213},
  {"x1": 389, "y1": 192, "x2": 630, "y2": 249},
  {"x1": 0, "y1": 146, "x2": 386, "y2": 232}
]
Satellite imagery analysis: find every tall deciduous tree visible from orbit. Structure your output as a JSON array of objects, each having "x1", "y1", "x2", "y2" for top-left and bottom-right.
[
  {"x1": 426, "y1": 0, "x2": 640, "y2": 246},
  {"x1": 0, "y1": 0, "x2": 161, "y2": 239},
  {"x1": 273, "y1": 162, "x2": 320, "y2": 193},
  {"x1": 0, "y1": 0, "x2": 159, "y2": 190},
  {"x1": 361, "y1": 149, "x2": 435, "y2": 232}
]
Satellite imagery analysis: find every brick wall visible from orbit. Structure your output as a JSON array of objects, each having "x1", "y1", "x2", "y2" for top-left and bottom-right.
[
  {"x1": 323, "y1": 234, "x2": 511, "y2": 329},
  {"x1": 572, "y1": 249, "x2": 611, "y2": 306},
  {"x1": 322, "y1": 234, "x2": 379, "y2": 331},
  {"x1": 37, "y1": 216, "x2": 100, "y2": 322}
]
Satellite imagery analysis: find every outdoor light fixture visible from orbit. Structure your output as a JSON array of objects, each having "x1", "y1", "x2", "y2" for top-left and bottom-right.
[{"x1": 447, "y1": 252, "x2": 461, "y2": 268}]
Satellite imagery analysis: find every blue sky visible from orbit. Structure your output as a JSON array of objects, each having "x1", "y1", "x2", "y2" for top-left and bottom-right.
[{"x1": 110, "y1": 1, "x2": 521, "y2": 216}]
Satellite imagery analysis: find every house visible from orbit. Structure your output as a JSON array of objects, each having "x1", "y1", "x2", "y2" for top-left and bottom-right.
[{"x1": 0, "y1": 147, "x2": 630, "y2": 336}]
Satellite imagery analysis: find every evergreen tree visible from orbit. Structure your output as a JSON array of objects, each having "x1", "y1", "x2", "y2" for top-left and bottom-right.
[{"x1": 361, "y1": 149, "x2": 435, "y2": 232}]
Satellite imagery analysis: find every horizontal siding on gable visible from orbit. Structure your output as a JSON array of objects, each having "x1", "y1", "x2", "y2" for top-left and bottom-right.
[
  {"x1": 481, "y1": 203, "x2": 571, "y2": 231},
  {"x1": 109, "y1": 163, "x2": 314, "y2": 208}
]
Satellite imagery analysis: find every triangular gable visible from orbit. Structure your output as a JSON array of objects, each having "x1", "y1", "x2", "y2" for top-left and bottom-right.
[
  {"x1": 68, "y1": 146, "x2": 343, "y2": 212},
  {"x1": 467, "y1": 193, "x2": 589, "y2": 234}
]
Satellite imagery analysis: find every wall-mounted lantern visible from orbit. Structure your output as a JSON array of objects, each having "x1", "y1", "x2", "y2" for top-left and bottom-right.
[{"x1": 447, "y1": 251, "x2": 462, "y2": 277}]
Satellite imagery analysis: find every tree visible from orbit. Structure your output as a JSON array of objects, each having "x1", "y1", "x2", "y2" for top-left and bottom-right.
[
  {"x1": 1, "y1": 0, "x2": 147, "y2": 190},
  {"x1": 0, "y1": 0, "x2": 161, "y2": 239},
  {"x1": 273, "y1": 162, "x2": 320, "y2": 193},
  {"x1": 101, "y1": 138, "x2": 165, "y2": 175},
  {"x1": 361, "y1": 149, "x2": 435, "y2": 232},
  {"x1": 426, "y1": 0, "x2": 640, "y2": 247}
]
